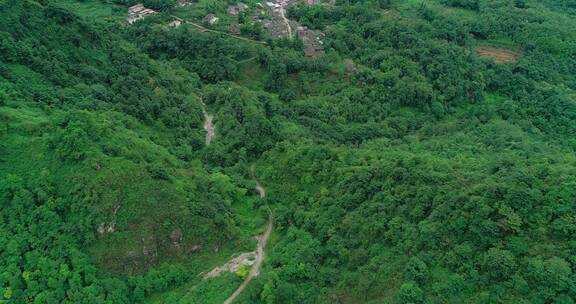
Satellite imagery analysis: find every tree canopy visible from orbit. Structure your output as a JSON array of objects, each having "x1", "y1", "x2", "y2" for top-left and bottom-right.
[{"x1": 1, "y1": 0, "x2": 576, "y2": 303}]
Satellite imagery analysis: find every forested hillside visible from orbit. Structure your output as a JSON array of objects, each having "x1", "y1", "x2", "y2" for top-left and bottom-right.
[{"x1": 1, "y1": 0, "x2": 575, "y2": 303}]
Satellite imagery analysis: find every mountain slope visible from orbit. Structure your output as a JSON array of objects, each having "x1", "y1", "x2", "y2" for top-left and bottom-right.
[{"x1": 1, "y1": 0, "x2": 576, "y2": 303}]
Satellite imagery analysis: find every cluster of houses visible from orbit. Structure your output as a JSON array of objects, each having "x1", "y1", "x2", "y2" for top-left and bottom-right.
[
  {"x1": 127, "y1": 4, "x2": 157, "y2": 24},
  {"x1": 227, "y1": 2, "x2": 250, "y2": 16},
  {"x1": 125, "y1": 1, "x2": 325, "y2": 57},
  {"x1": 259, "y1": 0, "x2": 325, "y2": 56},
  {"x1": 296, "y1": 26, "x2": 325, "y2": 57},
  {"x1": 203, "y1": 13, "x2": 220, "y2": 25}
]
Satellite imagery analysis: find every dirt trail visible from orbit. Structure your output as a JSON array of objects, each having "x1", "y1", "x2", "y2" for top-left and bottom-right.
[
  {"x1": 198, "y1": 99, "x2": 215, "y2": 145},
  {"x1": 236, "y1": 56, "x2": 257, "y2": 64},
  {"x1": 224, "y1": 208, "x2": 272, "y2": 304},
  {"x1": 223, "y1": 165, "x2": 272, "y2": 304},
  {"x1": 251, "y1": 163, "x2": 266, "y2": 198},
  {"x1": 171, "y1": 15, "x2": 266, "y2": 45},
  {"x1": 255, "y1": 182, "x2": 266, "y2": 199},
  {"x1": 203, "y1": 112, "x2": 215, "y2": 145}
]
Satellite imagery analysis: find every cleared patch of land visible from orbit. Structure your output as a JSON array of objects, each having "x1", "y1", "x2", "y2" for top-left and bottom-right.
[
  {"x1": 475, "y1": 47, "x2": 519, "y2": 64},
  {"x1": 203, "y1": 112, "x2": 215, "y2": 145}
]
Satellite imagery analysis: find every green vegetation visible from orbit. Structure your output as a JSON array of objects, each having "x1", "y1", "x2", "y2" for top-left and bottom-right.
[{"x1": 1, "y1": 0, "x2": 576, "y2": 303}]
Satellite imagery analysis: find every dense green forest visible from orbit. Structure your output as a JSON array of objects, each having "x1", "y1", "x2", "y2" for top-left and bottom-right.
[{"x1": 1, "y1": 0, "x2": 575, "y2": 303}]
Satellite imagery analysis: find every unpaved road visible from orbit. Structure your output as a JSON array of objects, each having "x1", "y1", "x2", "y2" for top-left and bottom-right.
[
  {"x1": 224, "y1": 209, "x2": 272, "y2": 304},
  {"x1": 256, "y1": 182, "x2": 266, "y2": 199},
  {"x1": 199, "y1": 99, "x2": 215, "y2": 145},
  {"x1": 252, "y1": 164, "x2": 266, "y2": 198},
  {"x1": 223, "y1": 167, "x2": 272, "y2": 304}
]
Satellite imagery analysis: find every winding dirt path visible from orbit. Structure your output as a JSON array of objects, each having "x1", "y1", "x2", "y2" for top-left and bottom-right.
[
  {"x1": 203, "y1": 112, "x2": 215, "y2": 145},
  {"x1": 252, "y1": 164, "x2": 266, "y2": 199},
  {"x1": 199, "y1": 99, "x2": 215, "y2": 145},
  {"x1": 223, "y1": 166, "x2": 272, "y2": 304}
]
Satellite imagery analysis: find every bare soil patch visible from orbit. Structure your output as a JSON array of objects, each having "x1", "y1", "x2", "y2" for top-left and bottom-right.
[
  {"x1": 475, "y1": 47, "x2": 519, "y2": 64},
  {"x1": 202, "y1": 251, "x2": 257, "y2": 279}
]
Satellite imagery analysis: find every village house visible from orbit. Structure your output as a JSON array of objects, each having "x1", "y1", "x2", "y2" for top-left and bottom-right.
[
  {"x1": 127, "y1": 4, "x2": 157, "y2": 24},
  {"x1": 177, "y1": 0, "x2": 192, "y2": 7},
  {"x1": 203, "y1": 14, "x2": 219, "y2": 25},
  {"x1": 227, "y1": 2, "x2": 249, "y2": 16},
  {"x1": 296, "y1": 26, "x2": 324, "y2": 57},
  {"x1": 169, "y1": 18, "x2": 183, "y2": 28}
]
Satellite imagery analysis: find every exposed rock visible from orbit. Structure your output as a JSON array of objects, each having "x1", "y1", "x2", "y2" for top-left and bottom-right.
[
  {"x1": 96, "y1": 205, "x2": 120, "y2": 235},
  {"x1": 189, "y1": 244, "x2": 202, "y2": 253},
  {"x1": 141, "y1": 236, "x2": 158, "y2": 260},
  {"x1": 97, "y1": 224, "x2": 106, "y2": 235}
]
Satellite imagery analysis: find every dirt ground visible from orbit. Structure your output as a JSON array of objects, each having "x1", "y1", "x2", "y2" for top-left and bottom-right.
[
  {"x1": 475, "y1": 47, "x2": 519, "y2": 64},
  {"x1": 203, "y1": 112, "x2": 214, "y2": 145},
  {"x1": 202, "y1": 251, "x2": 257, "y2": 279}
]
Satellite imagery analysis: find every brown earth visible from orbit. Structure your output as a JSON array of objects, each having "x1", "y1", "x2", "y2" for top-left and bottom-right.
[{"x1": 475, "y1": 47, "x2": 519, "y2": 64}]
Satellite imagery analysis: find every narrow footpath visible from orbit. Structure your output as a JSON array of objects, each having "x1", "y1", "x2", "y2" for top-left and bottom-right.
[
  {"x1": 171, "y1": 15, "x2": 267, "y2": 45},
  {"x1": 199, "y1": 99, "x2": 215, "y2": 145},
  {"x1": 223, "y1": 166, "x2": 272, "y2": 304},
  {"x1": 203, "y1": 112, "x2": 214, "y2": 145}
]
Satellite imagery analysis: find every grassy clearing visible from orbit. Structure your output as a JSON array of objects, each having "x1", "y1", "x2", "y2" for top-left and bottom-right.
[
  {"x1": 177, "y1": 272, "x2": 242, "y2": 304},
  {"x1": 142, "y1": 252, "x2": 243, "y2": 303},
  {"x1": 52, "y1": 0, "x2": 125, "y2": 21},
  {"x1": 237, "y1": 62, "x2": 267, "y2": 90},
  {"x1": 233, "y1": 197, "x2": 268, "y2": 236}
]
